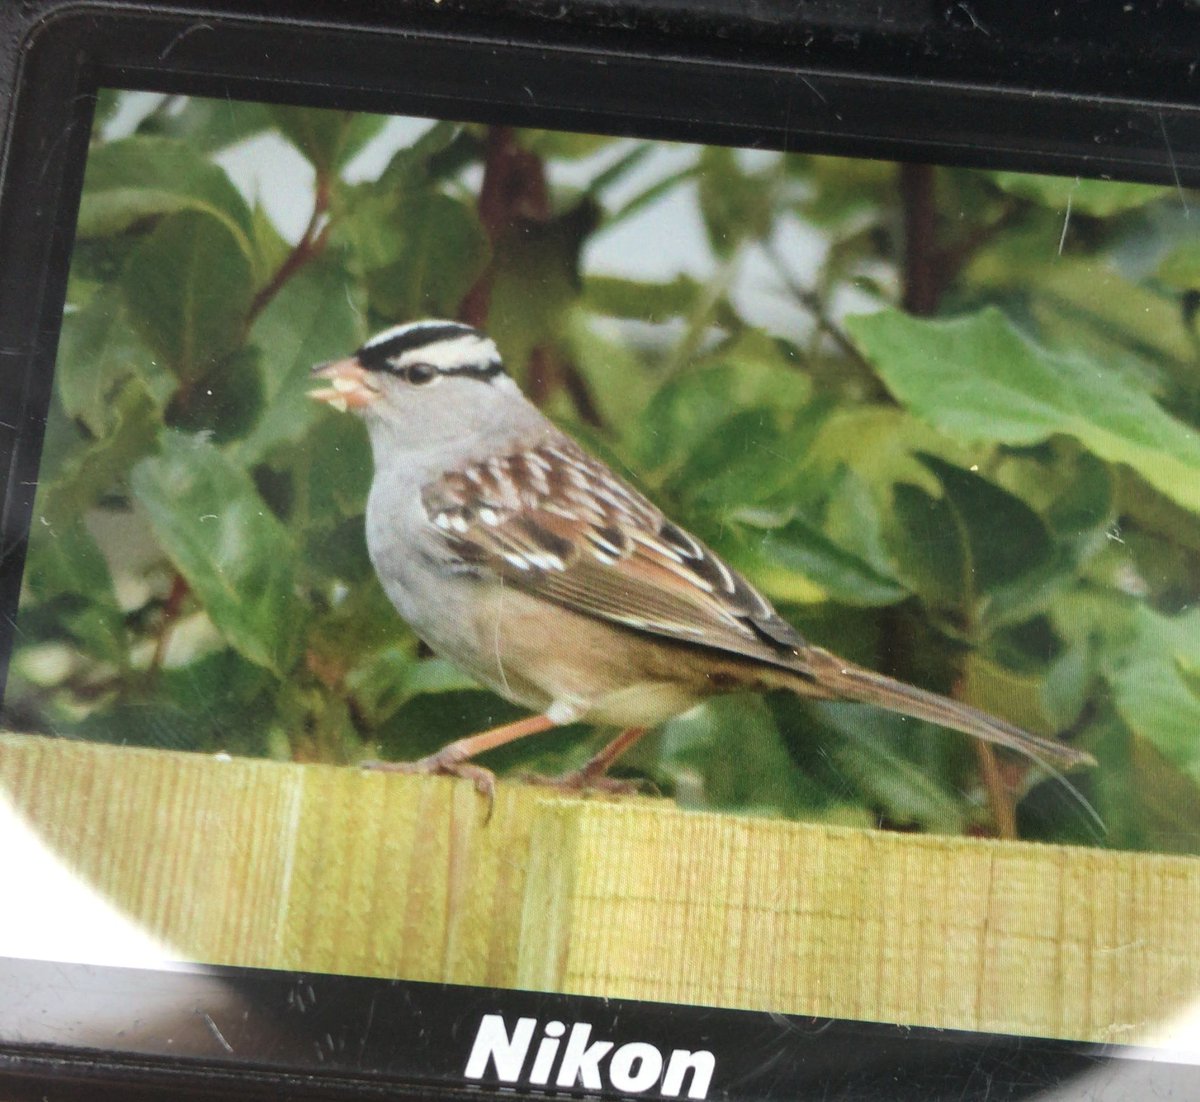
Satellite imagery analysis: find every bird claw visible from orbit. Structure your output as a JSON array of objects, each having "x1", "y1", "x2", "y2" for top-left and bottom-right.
[
  {"x1": 522, "y1": 767, "x2": 651, "y2": 796},
  {"x1": 361, "y1": 753, "x2": 497, "y2": 807}
]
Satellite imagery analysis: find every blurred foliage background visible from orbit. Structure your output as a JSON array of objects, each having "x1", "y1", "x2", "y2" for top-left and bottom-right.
[{"x1": 5, "y1": 92, "x2": 1200, "y2": 854}]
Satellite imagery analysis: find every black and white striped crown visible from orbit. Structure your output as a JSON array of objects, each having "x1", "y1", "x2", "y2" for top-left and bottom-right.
[{"x1": 355, "y1": 320, "x2": 505, "y2": 380}]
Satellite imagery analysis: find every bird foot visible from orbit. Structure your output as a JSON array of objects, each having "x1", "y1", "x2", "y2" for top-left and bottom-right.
[
  {"x1": 522, "y1": 767, "x2": 650, "y2": 796},
  {"x1": 361, "y1": 752, "x2": 497, "y2": 802}
]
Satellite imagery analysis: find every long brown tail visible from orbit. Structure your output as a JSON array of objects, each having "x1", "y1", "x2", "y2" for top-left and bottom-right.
[{"x1": 789, "y1": 647, "x2": 1096, "y2": 770}]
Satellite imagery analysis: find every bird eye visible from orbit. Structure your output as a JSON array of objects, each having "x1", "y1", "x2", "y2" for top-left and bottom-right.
[{"x1": 404, "y1": 362, "x2": 437, "y2": 386}]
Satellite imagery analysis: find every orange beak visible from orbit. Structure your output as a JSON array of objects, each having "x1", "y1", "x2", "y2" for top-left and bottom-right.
[{"x1": 309, "y1": 357, "x2": 381, "y2": 412}]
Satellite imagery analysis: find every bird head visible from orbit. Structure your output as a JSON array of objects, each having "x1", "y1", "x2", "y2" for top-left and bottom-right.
[{"x1": 311, "y1": 320, "x2": 529, "y2": 453}]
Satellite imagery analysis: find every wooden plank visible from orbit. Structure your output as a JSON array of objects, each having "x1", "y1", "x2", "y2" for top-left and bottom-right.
[
  {"x1": 0, "y1": 733, "x2": 545, "y2": 985},
  {"x1": 3, "y1": 732, "x2": 1198, "y2": 1047},
  {"x1": 517, "y1": 801, "x2": 1200, "y2": 1044}
]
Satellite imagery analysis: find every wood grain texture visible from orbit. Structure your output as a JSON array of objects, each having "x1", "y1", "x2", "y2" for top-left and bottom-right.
[
  {"x1": 3, "y1": 732, "x2": 1198, "y2": 1046},
  {"x1": 0, "y1": 733, "x2": 542, "y2": 984},
  {"x1": 518, "y1": 801, "x2": 1200, "y2": 1044}
]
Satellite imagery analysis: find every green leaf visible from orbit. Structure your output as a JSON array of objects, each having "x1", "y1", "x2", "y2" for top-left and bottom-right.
[
  {"x1": 825, "y1": 725, "x2": 969, "y2": 834},
  {"x1": 164, "y1": 344, "x2": 265, "y2": 444},
  {"x1": 356, "y1": 191, "x2": 488, "y2": 322},
  {"x1": 960, "y1": 653, "x2": 1056, "y2": 738},
  {"x1": 804, "y1": 407, "x2": 957, "y2": 500},
  {"x1": 157, "y1": 648, "x2": 275, "y2": 755},
  {"x1": 136, "y1": 98, "x2": 274, "y2": 154},
  {"x1": 483, "y1": 202, "x2": 599, "y2": 371},
  {"x1": 1108, "y1": 605, "x2": 1200, "y2": 781},
  {"x1": 1121, "y1": 737, "x2": 1200, "y2": 855},
  {"x1": 1028, "y1": 260, "x2": 1196, "y2": 372},
  {"x1": 55, "y1": 285, "x2": 152, "y2": 436},
  {"x1": 562, "y1": 312, "x2": 659, "y2": 435},
  {"x1": 297, "y1": 507, "x2": 373, "y2": 591},
  {"x1": 273, "y1": 415, "x2": 373, "y2": 532},
  {"x1": 25, "y1": 516, "x2": 114, "y2": 604},
  {"x1": 712, "y1": 329, "x2": 813, "y2": 410},
  {"x1": 23, "y1": 519, "x2": 129, "y2": 667},
  {"x1": 518, "y1": 130, "x2": 619, "y2": 161},
  {"x1": 1040, "y1": 642, "x2": 1095, "y2": 731},
  {"x1": 1179, "y1": 656, "x2": 1200, "y2": 701},
  {"x1": 121, "y1": 210, "x2": 255, "y2": 381},
  {"x1": 1158, "y1": 242, "x2": 1200, "y2": 289},
  {"x1": 887, "y1": 481, "x2": 969, "y2": 613},
  {"x1": 76, "y1": 136, "x2": 254, "y2": 253},
  {"x1": 989, "y1": 449, "x2": 1115, "y2": 622},
  {"x1": 75, "y1": 702, "x2": 220, "y2": 752},
  {"x1": 917, "y1": 453, "x2": 1054, "y2": 596},
  {"x1": 585, "y1": 142, "x2": 656, "y2": 197},
  {"x1": 638, "y1": 366, "x2": 743, "y2": 470},
  {"x1": 821, "y1": 467, "x2": 909, "y2": 597},
  {"x1": 1051, "y1": 591, "x2": 1200, "y2": 782},
  {"x1": 302, "y1": 577, "x2": 409, "y2": 693},
  {"x1": 332, "y1": 183, "x2": 406, "y2": 272},
  {"x1": 789, "y1": 153, "x2": 895, "y2": 233},
  {"x1": 888, "y1": 455, "x2": 1068, "y2": 630},
  {"x1": 674, "y1": 407, "x2": 819, "y2": 512},
  {"x1": 730, "y1": 510, "x2": 906, "y2": 607},
  {"x1": 994, "y1": 444, "x2": 1115, "y2": 543},
  {"x1": 47, "y1": 647, "x2": 283, "y2": 757},
  {"x1": 397, "y1": 657, "x2": 482, "y2": 697},
  {"x1": 236, "y1": 258, "x2": 366, "y2": 464},
  {"x1": 130, "y1": 432, "x2": 304, "y2": 674},
  {"x1": 602, "y1": 164, "x2": 699, "y2": 229},
  {"x1": 68, "y1": 237, "x2": 142, "y2": 290},
  {"x1": 637, "y1": 350, "x2": 811, "y2": 474},
  {"x1": 375, "y1": 690, "x2": 529, "y2": 763},
  {"x1": 775, "y1": 694, "x2": 971, "y2": 834},
  {"x1": 249, "y1": 202, "x2": 293, "y2": 292},
  {"x1": 39, "y1": 378, "x2": 161, "y2": 527},
  {"x1": 345, "y1": 652, "x2": 478, "y2": 730},
  {"x1": 269, "y1": 106, "x2": 387, "y2": 175},
  {"x1": 400, "y1": 121, "x2": 474, "y2": 174},
  {"x1": 583, "y1": 274, "x2": 706, "y2": 322},
  {"x1": 658, "y1": 695, "x2": 830, "y2": 817},
  {"x1": 697, "y1": 146, "x2": 775, "y2": 255},
  {"x1": 988, "y1": 172, "x2": 1169, "y2": 217},
  {"x1": 1021, "y1": 703, "x2": 1200, "y2": 855},
  {"x1": 846, "y1": 307, "x2": 1200, "y2": 515}
]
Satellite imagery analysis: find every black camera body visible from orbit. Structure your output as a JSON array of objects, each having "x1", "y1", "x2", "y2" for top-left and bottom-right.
[{"x1": 1, "y1": 4, "x2": 1198, "y2": 1100}]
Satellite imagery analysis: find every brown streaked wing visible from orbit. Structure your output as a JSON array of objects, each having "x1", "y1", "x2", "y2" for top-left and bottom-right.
[{"x1": 420, "y1": 436, "x2": 810, "y2": 668}]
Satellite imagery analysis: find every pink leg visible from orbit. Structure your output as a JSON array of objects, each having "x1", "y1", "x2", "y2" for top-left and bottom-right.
[
  {"x1": 542, "y1": 726, "x2": 650, "y2": 793},
  {"x1": 363, "y1": 713, "x2": 557, "y2": 804}
]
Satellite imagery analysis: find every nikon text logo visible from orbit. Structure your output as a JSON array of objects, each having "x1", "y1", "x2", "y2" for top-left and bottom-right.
[{"x1": 464, "y1": 1014, "x2": 716, "y2": 1099}]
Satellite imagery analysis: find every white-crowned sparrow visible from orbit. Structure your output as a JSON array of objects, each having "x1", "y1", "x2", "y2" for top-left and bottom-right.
[{"x1": 310, "y1": 320, "x2": 1094, "y2": 799}]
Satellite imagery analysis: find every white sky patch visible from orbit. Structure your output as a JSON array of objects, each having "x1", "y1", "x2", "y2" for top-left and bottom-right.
[
  {"x1": 584, "y1": 153, "x2": 715, "y2": 283},
  {"x1": 216, "y1": 132, "x2": 315, "y2": 243},
  {"x1": 100, "y1": 91, "x2": 167, "y2": 140}
]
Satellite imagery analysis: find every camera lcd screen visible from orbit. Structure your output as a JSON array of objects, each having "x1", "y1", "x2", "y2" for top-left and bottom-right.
[{"x1": 1, "y1": 82, "x2": 1199, "y2": 1097}]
